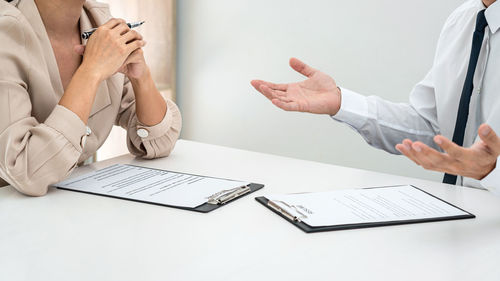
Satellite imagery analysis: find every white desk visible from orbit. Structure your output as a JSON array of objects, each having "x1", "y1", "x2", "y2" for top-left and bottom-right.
[{"x1": 1, "y1": 140, "x2": 500, "y2": 281}]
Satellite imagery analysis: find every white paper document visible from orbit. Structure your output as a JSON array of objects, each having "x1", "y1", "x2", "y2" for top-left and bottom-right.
[
  {"x1": 266, "y1": 185, "x2": 470, "y2": 227},
  {"x1": 54, "y1": 164, "x2": 250, "y2": 208}
]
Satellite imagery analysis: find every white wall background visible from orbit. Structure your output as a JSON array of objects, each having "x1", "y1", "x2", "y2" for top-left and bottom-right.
[{"x1": 176, "y1": 0, "x2": 463, "y2": 181}]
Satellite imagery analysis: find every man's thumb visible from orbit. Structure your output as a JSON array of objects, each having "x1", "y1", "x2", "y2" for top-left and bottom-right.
[
  {"x1": 479, "y1": 124, "x2": 500, "y2": 154},
  {"x1": 74, "y1": 44, "x2": 86, "y2": 56}
]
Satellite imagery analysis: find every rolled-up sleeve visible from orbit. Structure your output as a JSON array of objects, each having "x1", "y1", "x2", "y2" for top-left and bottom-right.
[
  {"x1": 0, "y1": 15, "x2": 86, "y2": 196},
  {"x1": 0, "y1": 84, "x2": 86, "y2": 196},
  {"x1": 116, "y1": 78, "x2": 182, "y2": 159}
]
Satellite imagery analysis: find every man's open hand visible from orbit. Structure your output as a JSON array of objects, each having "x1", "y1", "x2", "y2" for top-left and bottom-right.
[
  {"x1": 251, "y1": 58, "x2": 342, "y2": 115},
  {"x1": 396, "y1": 124, "x2": 500, "y2": 180}
]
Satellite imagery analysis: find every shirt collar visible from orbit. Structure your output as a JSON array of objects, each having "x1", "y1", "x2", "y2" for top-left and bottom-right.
[{"x1": 485, "y1": 1, "x2": 500, "y2": 34}]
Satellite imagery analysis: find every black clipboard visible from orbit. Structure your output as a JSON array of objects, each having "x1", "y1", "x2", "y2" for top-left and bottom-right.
[
  {"x1": 255, "y1": 185, "x2": 475, "y2": 233},
  {"x1": 56, "y1": 164, "x2": 264, "y2": 213}
]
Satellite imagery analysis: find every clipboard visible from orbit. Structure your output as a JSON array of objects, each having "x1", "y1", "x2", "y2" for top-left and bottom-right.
[
  {"x1": 186, "y1": 183, "x2": 264, "y2": 213},
  {"x1": 255, "y1": 185, "x2": 475, "y2": 233},
  {"x1": 55, "y1": 164, "x2": 264, "y2": 213}
]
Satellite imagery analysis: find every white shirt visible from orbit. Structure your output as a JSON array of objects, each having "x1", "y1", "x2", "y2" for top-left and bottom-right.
[{"x1": 332, "y1": 0, "x2": 500, "y2": 194}]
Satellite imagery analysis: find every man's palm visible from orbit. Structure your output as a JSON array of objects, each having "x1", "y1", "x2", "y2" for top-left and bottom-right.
[
  {"x1": 289, "y1": 71, "x2": 339, "y2": 113},
  {"x1": 251, "y1": 58, "x2": 341, "y2": 115}
]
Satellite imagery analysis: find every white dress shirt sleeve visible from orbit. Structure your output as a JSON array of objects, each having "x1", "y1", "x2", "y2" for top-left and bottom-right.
[{"x1": 332, "y1": 69, "x2": 441, "y2": 155}]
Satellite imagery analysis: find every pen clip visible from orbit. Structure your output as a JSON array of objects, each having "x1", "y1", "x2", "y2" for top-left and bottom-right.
[
  {"x1": 207, "y1": 185, "x2": 251, "y2": 205},
  {"x1": 267, "y1": 200, "x2": 308, "y2": 222}
]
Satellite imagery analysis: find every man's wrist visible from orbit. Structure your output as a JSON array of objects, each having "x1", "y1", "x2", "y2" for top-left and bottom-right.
[{"x1": 331, "y1": 86, "x2": 342, "y2": 116}]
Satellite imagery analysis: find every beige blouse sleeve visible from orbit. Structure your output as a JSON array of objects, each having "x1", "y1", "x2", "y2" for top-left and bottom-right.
[
  {"x1": 0, "y1": 16, "x2": 87, "y2": 196},
  {"x1": 116, "y1": 77, "x2": 182, "y2": 159}
]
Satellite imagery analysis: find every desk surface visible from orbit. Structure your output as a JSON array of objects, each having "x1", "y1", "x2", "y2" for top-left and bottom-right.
[{"x1": 1, "y1": 140, "x2": 500, "y2": 281}]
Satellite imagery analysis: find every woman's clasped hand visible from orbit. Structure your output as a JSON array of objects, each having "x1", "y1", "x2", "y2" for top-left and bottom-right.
[{"x1": 75, "y1": 18, "x2": 146, "y2": 81}]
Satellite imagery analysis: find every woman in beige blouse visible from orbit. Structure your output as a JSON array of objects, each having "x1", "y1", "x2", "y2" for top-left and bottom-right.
[{"x1": 0, "y1": 0, "x2": 182, "y2": 196}]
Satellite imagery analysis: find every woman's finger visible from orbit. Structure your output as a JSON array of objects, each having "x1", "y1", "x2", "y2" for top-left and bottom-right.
[
  {"x1": 102, "y1": 18, "x2": 125, "y2": 30},
  {"x1": 117, "y1": 64, "x2": 127, "y2": 74},
  {"x1": 123, "y1": 49, "x2": 144, "y2": 65},
  {"x1": 121, "y1": 29, "x2": 143, "y2": 44},
  {"x1": 113, "y1": 22, "x2": 131, "y2": 36},
  {"x1": 126, "y1": 39, "x2": 145, "y2": 54}
]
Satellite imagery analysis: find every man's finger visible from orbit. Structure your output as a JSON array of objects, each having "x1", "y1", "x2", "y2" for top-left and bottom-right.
[
  {"x1": 434, "y1": 135, "x2": 467, "y2": 159},
  {"x1": 250, "y1": 80, "x2": 264, "y2": 93},
  {"x1": 411, "y1": 142, "x2": 435, "y2": 168},
  {"x1": 271, "y1": 99, "x2": 300, "y2": 112},
  {"x1": 274, "y1": 92, "x2": 294, "y2": 103},
  {"x1": 411, "y1": 142, "x2": 451, "y2": 172},
  {"x1": 478, "y1": 124, "x2": 500, "y2": 154},
  {"x1": 260, "y1": 85, "x2": 292, "y2": 102},
  {"x1": 259, "y1": 85, "x2": 278, "y2": 100},
  {"x1": 251, "y1": 80, "x2": 287, "y2": 91},
  {"x1": 396, "y1": 141, "x2": 422, "y2": 167},
  {"x1": 289, "y1": 57, "x2": 317, "y2": 78},
  {"x1": 400, "y1": 139, "x2": 422, "y2": 165}
]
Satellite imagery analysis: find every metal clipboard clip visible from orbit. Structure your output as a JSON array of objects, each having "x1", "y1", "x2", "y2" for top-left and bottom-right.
[
  {"x1": 267, "y1": 200, "x2": 308, "y2": 223},
  {"x1": 207, "y1": 185, "x2": 251, "y2": 205}
]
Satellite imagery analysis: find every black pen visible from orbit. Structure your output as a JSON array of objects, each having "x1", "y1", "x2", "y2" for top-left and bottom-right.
[{"x1": 81, "y1": 21, "x2": 145, "y2": 40}]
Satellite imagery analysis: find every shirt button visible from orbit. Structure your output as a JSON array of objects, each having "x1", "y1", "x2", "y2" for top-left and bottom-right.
[
  {"x1": 86, "y1": 126, "x2": 92, "y2": 136},
  {"x1": 137, "y1": 128, "x2": 149, "y2": 138}
]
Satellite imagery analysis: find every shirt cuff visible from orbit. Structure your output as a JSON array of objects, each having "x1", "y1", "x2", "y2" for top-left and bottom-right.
[
  {"x1": 135, "y1": 98, "x2": 175, "y2": 141},
  {"x1": 331, "y1": 87, "x2": 369, "y2": 129},
  {"x1": 480, "y1": 157, "x2": 500, "y2": 195},
  {"x1": 44, "y1": 105, "x2": 87, "y2": 152}
]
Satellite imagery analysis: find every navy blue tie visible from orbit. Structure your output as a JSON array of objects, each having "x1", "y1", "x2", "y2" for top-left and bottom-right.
[{"x1": 443, "y1": 10, "x2": 489, "y2": 185}]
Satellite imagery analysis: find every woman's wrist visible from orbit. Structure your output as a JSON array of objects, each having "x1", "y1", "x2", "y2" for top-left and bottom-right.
[
  {"x1": 129, "y1": 67, "x2": 167, "y2": 126},
  {"x1": 58, "y1": 64, "x2": 102, "y2": 124},
  {"x1": 129, "y1": 67, "x2": 155, "y2": 96},
  {"x1": 77, "y1": 62, "x2": 104, "y2": 85},
  {"x1": 129, "y1": 66, "x2": 152, "y2": 86}
]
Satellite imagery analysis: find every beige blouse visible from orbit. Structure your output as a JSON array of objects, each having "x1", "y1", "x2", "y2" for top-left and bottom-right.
[{"x1": 0, "y1": 0, "x2": 182, "y2": 196}]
